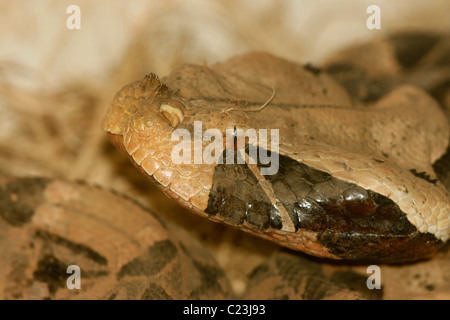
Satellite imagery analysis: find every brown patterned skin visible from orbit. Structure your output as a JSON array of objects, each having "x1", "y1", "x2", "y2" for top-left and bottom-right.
[
  {"x1": 0, "y1": 176, "x2": 233, "y2": 299},
  {"x1": 244, "y1": 245, "x2": 450, "y2": 300},
  {"x1": 244, "y1": 251, "x2": 370, "y2": 300},
  {"x1": 102, "y1": 32, "x2": 449, "y2": 263}
]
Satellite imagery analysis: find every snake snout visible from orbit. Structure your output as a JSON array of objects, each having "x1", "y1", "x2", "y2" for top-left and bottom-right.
[{"x1": 159, "y1": 103, "x2": 184, "y2": 128}]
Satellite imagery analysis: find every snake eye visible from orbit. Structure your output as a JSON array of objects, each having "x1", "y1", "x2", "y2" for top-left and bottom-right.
[{"x1": 159, "y1": 104, "x2": 184, "y2": 128}]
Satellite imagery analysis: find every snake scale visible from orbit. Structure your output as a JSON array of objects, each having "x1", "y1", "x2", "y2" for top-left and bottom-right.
[
  {"x1": 1, "y1": 32, "x2": 449, "y2": 299},
  {"x1": 103, "y1": 31, "x2": 450, "y2": 262}
]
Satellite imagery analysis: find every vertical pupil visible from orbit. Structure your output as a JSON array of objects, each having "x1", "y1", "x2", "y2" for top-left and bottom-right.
[{"x1": 233, "y1": 127, "x2": 238, "y2": 151}]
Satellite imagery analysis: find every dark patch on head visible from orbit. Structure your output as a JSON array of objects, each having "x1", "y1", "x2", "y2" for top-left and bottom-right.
[
  {"x1": 141, "y1": 282, "x2": 173, "y2": 300},
  {"x1": 303, "y1": 63, "x2": 322, "y2": 75},
  {"x1": 188, "y1": 260, "x2": 225, "y2": 299},
  {"x1": 389, "y1": 32, "x2": 440, "y2": 69},
  {"x1": 206, "y1": 147, "x2": 443, "y2": 261},
  {"x1": 330, "y1": 270, "x2": 383, "y2": 300},
  {"x1": 317, "y1": 231, "x2": 441, "y2": 263},
  {"x1": 205, "y1": 149, "x2": 277, "y2": 229},
  {"x1": 117, "y1": 240, "x2": 178, "y2": 279},
  {"x1": 263, "y1": 151, "x2": 419, "y2": 237},
  {"x1": 35, "y1": 230, "x2": 107, "y2": 266},
  {"x1": 33, "y1": 254, "x2": 68, "y2": 295},
  {"x1": 0, "y1": 177, "x2": 49, "y2": 226},
  {"x1": 409, "y1": 169, "x2": 437, "y2": 185}
]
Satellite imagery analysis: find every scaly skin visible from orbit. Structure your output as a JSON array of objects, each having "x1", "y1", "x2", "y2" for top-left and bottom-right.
[{"x1": 102, "y1": 33, "x2": 450, "y2": 262}]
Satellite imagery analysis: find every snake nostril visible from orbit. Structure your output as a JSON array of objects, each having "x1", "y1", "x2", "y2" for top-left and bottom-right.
[{"x1": 159, "y1": 104, "x2": 184, "y2": 128}]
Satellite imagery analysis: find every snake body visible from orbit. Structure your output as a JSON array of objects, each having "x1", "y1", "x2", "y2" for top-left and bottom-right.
[
  {"x1": 2, "y1": 32, "x2": 450, "y2": 300},
  {"x1": 102, "y1": 32, "x2": 450, "y2": 263},
  {"x1": 0, "y1": 176, "x2": 233, "y2": 299}
]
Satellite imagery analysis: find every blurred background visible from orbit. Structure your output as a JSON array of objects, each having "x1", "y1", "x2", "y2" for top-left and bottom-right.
[{"x1": 1, "y1": 0, "x2": 449, "y2": 296}]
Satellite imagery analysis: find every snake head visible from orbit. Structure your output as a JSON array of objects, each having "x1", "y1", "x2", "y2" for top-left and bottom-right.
[
  {"x1": 102, "y1": 53, "x2": 450, "y2": 263},
  {"x1": 102, "y1": 74, "x2": 218, "y2": 213},
  {"x1": 102, "y1": 74, "x2": 187, "y2": 153}
]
